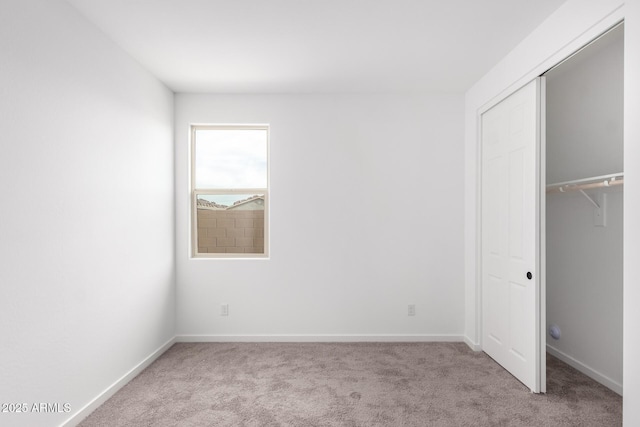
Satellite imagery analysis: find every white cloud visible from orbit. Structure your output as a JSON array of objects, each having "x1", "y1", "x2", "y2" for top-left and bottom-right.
[{"x1": 195, "y1": 129, "x2": 267, "y2": 189}]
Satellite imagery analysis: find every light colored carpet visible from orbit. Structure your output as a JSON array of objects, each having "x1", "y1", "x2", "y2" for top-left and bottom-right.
[{"x1": 79, "y1": 343, "x2": 621, "y2": 426}]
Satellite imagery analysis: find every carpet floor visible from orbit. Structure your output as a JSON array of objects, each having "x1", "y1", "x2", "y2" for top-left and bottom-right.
[{"x1": 79, "y1": 342, "x2": 621, "y2": 426}]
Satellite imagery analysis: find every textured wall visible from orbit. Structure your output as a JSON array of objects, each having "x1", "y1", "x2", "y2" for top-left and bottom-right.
[
  {"x1": 0, "y1": 1, "x2": 174, "y2": 426},
  {"x1": 176, "y1": 93, "x2": 465, "y2": 338}
]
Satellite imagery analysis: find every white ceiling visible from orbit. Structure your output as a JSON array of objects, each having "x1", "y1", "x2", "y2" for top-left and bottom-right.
[{"x1": 65, "y1": 0, "x2": 567, "y2": 93}]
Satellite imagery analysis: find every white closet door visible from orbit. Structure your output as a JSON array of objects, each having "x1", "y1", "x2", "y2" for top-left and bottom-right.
[{"x1": 481, "y1": 78, "x2": 543, "y2": 393}]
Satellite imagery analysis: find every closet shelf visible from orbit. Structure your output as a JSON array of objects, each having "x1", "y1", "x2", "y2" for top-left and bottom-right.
[{"x1": 546, "y1": 172, "x2": 624, "y2": 194}]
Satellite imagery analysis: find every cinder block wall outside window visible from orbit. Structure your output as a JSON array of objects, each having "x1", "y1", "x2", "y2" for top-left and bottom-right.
[{"x1": 197, "y1": 209, "x2": 265, "y2": 253}]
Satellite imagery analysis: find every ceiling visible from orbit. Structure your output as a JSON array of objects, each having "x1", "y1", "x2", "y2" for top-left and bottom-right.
[{"x1": 65, "y1": 0, "x2": 568, "y2": 93}]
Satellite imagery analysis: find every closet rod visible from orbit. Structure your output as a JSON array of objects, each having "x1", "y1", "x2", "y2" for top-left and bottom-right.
[{"x1": 546, "y1": 172, "x2": 624, "y2": 194}]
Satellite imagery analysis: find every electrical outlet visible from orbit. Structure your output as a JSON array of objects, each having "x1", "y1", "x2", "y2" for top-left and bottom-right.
[
  {"x1": 221, "y1": 304, "x2": 229, "y2": 316},
  {"x1": 408, "y1": 304, "x2": 416, "y2": 316}
]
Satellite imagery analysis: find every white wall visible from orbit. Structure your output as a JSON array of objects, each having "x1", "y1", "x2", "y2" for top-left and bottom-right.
[
  {"x1": 624, "y1": 0, "x2": 640, "y2": 423},
  {"x1": 464, "y1": 0, "x2": 640, "y2": 423},
  {"x1": 0, "y1": 1, "x2": 175, "y2": 426},
  {"x1": 546, "y1": 26, "x2": 624, "y2": 183},
  {"x1": 545, "y1": 28, "x2": 623, "y2": 392},
  {"x1": 546, "y1": 190, "x2": 623, "y2": 389},
  {"x1": 176, "y1": 93, "x2": 465, "y2": 339}
]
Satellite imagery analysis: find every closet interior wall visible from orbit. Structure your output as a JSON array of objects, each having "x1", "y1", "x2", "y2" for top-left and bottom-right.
[{"x1": 545, "y1": 24, "x2": 624, "y2": 394}]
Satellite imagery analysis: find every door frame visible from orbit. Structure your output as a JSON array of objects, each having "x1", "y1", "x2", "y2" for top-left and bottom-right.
[{"x1": 474, "y1": 19, "x2": 624, "y2": 394}]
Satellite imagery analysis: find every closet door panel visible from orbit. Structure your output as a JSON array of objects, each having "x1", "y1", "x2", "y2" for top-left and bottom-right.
[{"x1": 481, "y1": 78, "x2": 542, "y2": 392}]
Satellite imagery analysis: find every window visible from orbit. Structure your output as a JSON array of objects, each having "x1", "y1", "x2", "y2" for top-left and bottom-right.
[{"x1": 191, "y1": 125, "x2": 269, "y2": 258}]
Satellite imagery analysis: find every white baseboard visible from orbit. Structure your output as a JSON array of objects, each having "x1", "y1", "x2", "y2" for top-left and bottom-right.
[
  {"x1": 463, "y1": 336, "x2": 482, "y2": 351},
  {"x1": 546, "y1": 344, "x2": 622, "y2": 396},
  {"x1": 60, "y1": 337, "x2": 176, "y2": 427},
  {"x1": 176, "y1": 334, "x2": 464, "y2": 343}
]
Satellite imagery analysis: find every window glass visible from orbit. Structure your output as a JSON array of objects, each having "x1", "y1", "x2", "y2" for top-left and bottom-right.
[
  {"x1": 194, "y1": 129, "x2": 267, "y2": 189},
  {"x1": 196, "y1": 194, "x2": 265, "y2": 254}
]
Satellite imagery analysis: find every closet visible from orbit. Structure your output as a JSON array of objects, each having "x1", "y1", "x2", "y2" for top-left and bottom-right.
[{"x1": 544, "y1": 24, "x2": 623, "y2": 394}]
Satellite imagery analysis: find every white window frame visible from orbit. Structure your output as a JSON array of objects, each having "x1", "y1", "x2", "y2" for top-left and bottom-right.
[{"x1": 191, "y1": 124, "x2": 269, "y2": 259}]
